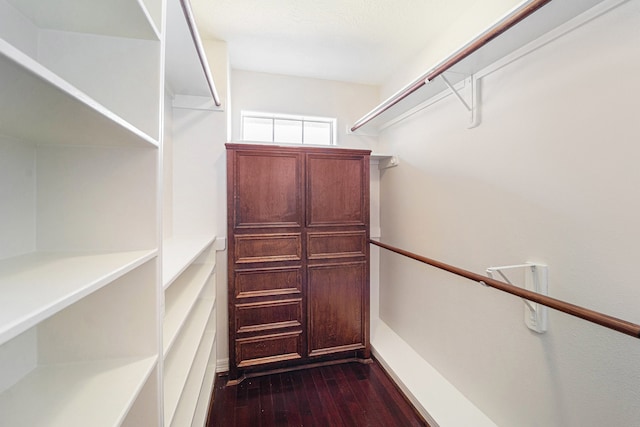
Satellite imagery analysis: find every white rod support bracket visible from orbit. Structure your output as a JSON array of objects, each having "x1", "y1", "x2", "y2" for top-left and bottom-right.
[
  {"x1": 378, "y1": 155, "x2": 399, "y2": 170},
  {"x1": 486, "y1": 263, "x2": 548, "y2": 333},
  {"x1": 469, "y1": 75, "x2": 480, "y2": 129},
  {"x1": 440, "y1": 74, "x2": 471, "y2": 111},
  {"x1": 438, "y1": 74, "x2": 481, "y2": 129}
]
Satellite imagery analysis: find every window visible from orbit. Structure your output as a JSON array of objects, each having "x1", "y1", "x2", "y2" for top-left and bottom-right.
[{"x1": 241, "y1": 111, "x2": 336, "y2": 145}]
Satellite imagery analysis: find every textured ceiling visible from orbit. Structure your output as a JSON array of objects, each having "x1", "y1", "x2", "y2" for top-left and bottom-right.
[{"x1": 191, "y1": 0, "x2": 475, "y2": 85}]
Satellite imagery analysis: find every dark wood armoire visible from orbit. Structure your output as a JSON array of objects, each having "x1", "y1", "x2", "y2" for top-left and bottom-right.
[{"x1": 226, "y1": 143, "x2": 370, "y2": 381}]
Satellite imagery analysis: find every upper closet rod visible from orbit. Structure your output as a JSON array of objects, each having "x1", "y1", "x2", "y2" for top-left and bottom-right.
[
  {"x1": 179, "y1": 0, "x2": 222, "y2": 107},
  {"x1": 350, "y1": 0, "x2": 552, "y2": 132}
]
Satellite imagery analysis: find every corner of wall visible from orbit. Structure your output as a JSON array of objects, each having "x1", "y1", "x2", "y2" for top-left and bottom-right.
[{"x1": 371, "y1": 319, "x2": 497, "y2": 427}]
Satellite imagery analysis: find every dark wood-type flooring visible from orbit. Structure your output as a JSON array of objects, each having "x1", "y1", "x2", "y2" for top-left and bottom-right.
[{"x1": 207, "y1": 359, "x2": 429, "y2": 427}]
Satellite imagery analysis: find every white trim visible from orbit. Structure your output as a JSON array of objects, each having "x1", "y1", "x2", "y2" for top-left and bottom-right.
[
  {"x1": 216, "y1": 358, "x2": 229, "y2": 373},
  {"x1": 240, "y1": 110, "x2": 337, "y2": 146},
  {"x1": 370, "y1": 227, "x2": 382, "y2": 239},
  {"x1": 213, "y1": 237, "x2": 227, "y2": 252}
]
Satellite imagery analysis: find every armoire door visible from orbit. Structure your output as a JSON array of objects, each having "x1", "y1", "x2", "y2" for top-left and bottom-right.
[{"x1": 305, "y1": 152, "x2": 370, "y2": 358}]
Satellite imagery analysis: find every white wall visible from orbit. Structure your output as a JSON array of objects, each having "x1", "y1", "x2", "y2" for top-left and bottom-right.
[
  {"x1": 0, "y1": 137, "x2": 35, "y2": 260},
  {"x1": 163, "y1": 39, "x2": 229, "y2": 241},
  {"x1": 377, "y1": 1, "x2": 640, "y2": 426},
  {"x1": 230, "y1": 69, "x2": 380, "y2": 150}
]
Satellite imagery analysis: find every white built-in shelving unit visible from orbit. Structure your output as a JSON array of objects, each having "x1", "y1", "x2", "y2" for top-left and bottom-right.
[
  {"x1": 162, "y1": 0, "x2": 222, "y2": 425},
  {"x1": 162, "y1": 238, "x2": 218, "y2": 427},
  {"x1": 0, "y1": 0, "x2": 222, "y2": 424},
  {"x1": 0, "y1": 0, "x2": 162, "y2": 424}
]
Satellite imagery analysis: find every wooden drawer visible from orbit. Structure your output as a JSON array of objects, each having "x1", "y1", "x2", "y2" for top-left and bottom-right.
[
  {"x1": 236, "y1": 298, "x2": 302, "y2": 334},
  {"x1": 234, "y1": 233, "x2": 301, "y2": 263},
  {"x1": 236, "y1": 331, "x2": 303, "y2": 367},
  {"x1": 235, "y1": 266, "x2": 302, "y2": 298},
  {"x1": 307, "y1": 231, "x2": 366, "y2": 260}
]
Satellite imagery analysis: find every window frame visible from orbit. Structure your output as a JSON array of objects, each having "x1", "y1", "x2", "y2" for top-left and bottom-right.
[{"x1": 241, "y1": 111, "x2": 337, "y2": 146}]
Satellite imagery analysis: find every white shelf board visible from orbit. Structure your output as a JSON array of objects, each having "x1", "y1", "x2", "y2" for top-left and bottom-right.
[
  {"x1": 371, "y1": 153, "x2": 394, "y2": 160},
  {"x1": 191, "y1": 344, "x2": 217, "y2": 427},
  {"x1": 352, "y1": 0, "x2": 607, "y2": 133},
  {"x1": 5, "y1": 0, "x2": 160, "y2": 40},
  {"x1": 371, "y1": 320, "x2": 496, "y2": 426},
  {"x1": 371, "y1": 153, "x2": 399, "y2": 170},
  {"x1": 0, "y1": 249, "x2": 157, "y2": 346},
  {"x1": 163, "y1": 235, "x2": 216, "y2": 290},
  {"x1": 0, "y1": 356, "x2": 157, "y2": 427},
  {"x1": 0, "y1": 39, "x2": 158, "y2": 147},
  {"x1": 171, "y1": 330, "x2": 216, "y2": 427},
  {"x1": 164, "y1": 298, "x2": 214, "y2": 425},
  {"x1": 163, "y1": 262, "x2": 213, "y2": 356}
]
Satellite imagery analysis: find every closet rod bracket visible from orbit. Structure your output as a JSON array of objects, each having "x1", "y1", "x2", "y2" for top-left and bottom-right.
[
  {"x1": 486, "y1": 263, "x2": 548, "y2": 333},
  {"x1": 428, "y1": 73, "x2": 480, "y2": 129}
]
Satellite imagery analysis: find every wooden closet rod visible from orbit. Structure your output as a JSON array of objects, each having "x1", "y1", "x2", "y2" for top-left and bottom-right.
[
  {"x1": 350, "y1": 0, "x2": 552, "y2": 132},
  {"x1": 180, "y1": 0, "x2": 222, "y2": 107},
  {"x1": 370, "y1": 240, "x2": 640, "y2": 339}
]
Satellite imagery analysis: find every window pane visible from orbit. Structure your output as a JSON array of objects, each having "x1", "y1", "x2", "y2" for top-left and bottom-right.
[
  {"x1": 304, "y1": 121, "x2": 332, "y2": 145},
  {"x1": 274, "y1": 119, "x2": 302, "y2": 143},
  {"x1": 243, "y1": 117, "x2": 272, "y2": 142}
]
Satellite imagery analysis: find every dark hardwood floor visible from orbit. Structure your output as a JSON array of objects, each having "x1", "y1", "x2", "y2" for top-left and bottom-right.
[{"x1": 207, "y1": 359, "x2": 429, "y2": 427}]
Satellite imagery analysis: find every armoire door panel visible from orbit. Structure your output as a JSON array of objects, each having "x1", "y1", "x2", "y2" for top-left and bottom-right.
[
  {"x1": 236, "y1": 298, "x2": 302, "y2": 334},
  {"x1": 306, "y1": 154, "x2": 367, "y2": 226},
  {"x1": 307, "y1": 262, "x2": 366, "y2": 355},
  {"x1": 234, "y1": 233, "x2": 302, "y2": 264},
  {"x1": 235, "y1": 266, "x2": 302, "y2": 299},
  {"x1": 236, "y1": 331, "x2": 303, "y2": 367},
  {"x1": 233, "y1": 151, "x2": 303, "y2": 228},
  {"x1": 307, "y1": 231, "x2": 367, "y2": 260}
]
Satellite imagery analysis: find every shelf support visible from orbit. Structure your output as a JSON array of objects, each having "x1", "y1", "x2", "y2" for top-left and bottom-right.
[
  {"x1": 378, "y1": 156, "x2": 399, "y2": 170},
  {"x1": 486, "y1": 263, "x2": 548, "y2": 333},
  {"x1": 434, "y1": 74, "x2": 480, "y2": 129}
]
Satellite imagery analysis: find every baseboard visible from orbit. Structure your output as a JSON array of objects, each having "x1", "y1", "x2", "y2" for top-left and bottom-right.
[
  {"x1": 216, "y1": 357, "x2": 229, "y2": 373},
  {"x1": 370, "y1": 319, "x2": 497, "y2": 427}
]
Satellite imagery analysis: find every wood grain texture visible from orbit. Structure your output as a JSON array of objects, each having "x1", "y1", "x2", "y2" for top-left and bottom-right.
[
  {"x1": 208, "y1": 359, "x2": 429, "y2": 427},
  {"x1": 236, "y1": 331, "x2": 303, "y2": 367},
  {"x1": 233, "y1": 150, "x2": 303, "y2": 228},
  {"x1": 235, "y1": 266, "x2": 302, "y2": 299},
  {"x1": 236, "y1": 298, "x2": 302, "y2": 334},
  {"x1": 306, "y1": 154, "x2": 367, "y2": 226},
  {"x1": 308, "y1": 262, "x2": 366, "y2": 356},
  {"x1": 234, "y1": 233, "x2": 302, "y2": 263},
  {"x1": 307, "y1": 231, "x2": 367, "y2": 260}
]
